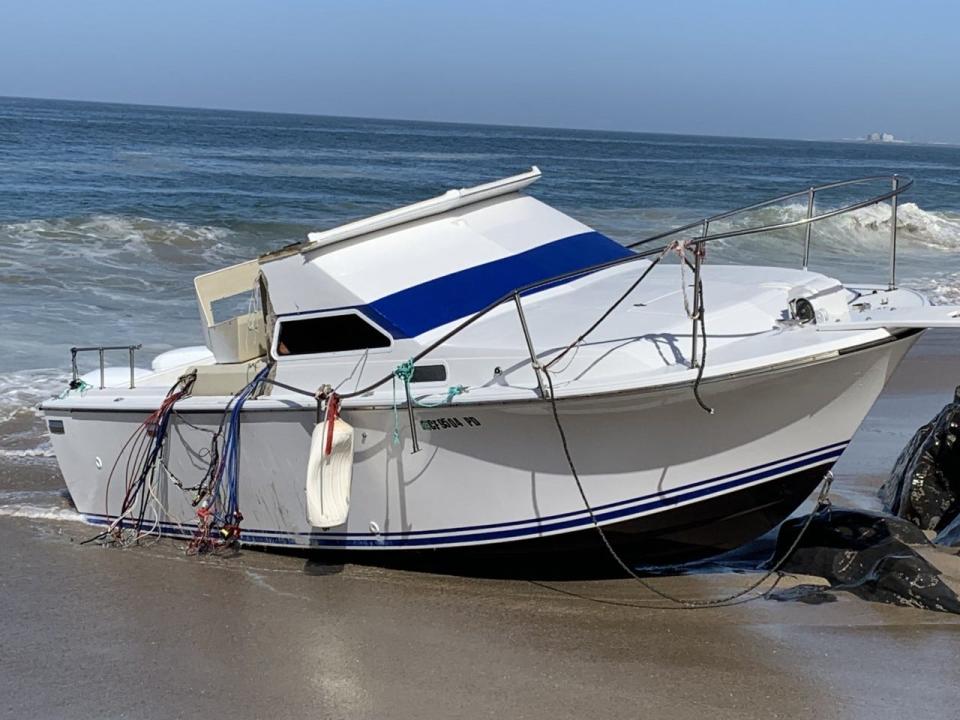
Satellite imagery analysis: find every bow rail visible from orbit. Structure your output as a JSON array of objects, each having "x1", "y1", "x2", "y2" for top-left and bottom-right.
[
  {"x1": 628, "y1": 174, "x2": 911, "y2": 290},
  {"x1": 71, "y1": 344, "x2": 143, "y2": 390}
]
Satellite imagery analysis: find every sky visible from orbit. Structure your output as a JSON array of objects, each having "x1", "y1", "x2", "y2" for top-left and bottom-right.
[{"x1": 1, "y1": 0, "x2": 958, "y2": 142}]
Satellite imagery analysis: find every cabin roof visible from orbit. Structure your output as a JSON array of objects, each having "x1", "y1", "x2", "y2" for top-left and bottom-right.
[
  {"x1": 306, "y1": 167, "x2": 542, "y2": 254},
  {"x1": 257, "y1": 169, "x2": 632, "y2": 339}
]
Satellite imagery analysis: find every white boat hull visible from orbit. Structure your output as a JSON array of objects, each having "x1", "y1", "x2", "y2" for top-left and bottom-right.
[{"x1": 44, "y1": 332, "x2": 918, "y2": 561}]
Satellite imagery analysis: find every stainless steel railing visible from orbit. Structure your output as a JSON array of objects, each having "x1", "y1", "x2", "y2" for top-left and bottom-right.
[
  {"x1": 70, "y1": 344, "x2": 143, "y2": 389},
  {"x1": 339, "y1": 174, "x2": 913, "y2": 401},
  {"x1": 623, "y1": 175, "x2": 910, "y2": 365},
  {"x1": 628, "y1": 174, "x2": 910, "y2": 289}
]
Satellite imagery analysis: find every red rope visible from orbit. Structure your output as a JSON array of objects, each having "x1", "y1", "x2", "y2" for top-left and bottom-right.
[{"x1": 324, "y1": 393, "x2": 341, "y2": 456}]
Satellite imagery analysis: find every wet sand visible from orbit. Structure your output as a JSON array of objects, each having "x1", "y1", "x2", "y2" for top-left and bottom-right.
[{"x1": 2, "y1": 332, "x2": 960, "y2": 720}]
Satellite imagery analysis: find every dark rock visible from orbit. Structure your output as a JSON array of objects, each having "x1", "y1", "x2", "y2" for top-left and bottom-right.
[
  {"x1": 880, "y1": 386, "x2": 960, "y2": 535},
  {"x1": 772, "y1": 508, "x2": 960, "y2": 614}
]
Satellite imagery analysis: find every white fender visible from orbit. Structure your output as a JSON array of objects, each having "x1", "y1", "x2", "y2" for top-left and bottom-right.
[{"x1": 305, "y1": 418, "x2": 354, "y2": 528}]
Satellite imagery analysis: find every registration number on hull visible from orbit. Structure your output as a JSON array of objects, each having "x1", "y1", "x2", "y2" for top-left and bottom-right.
[{"x1": 419, "y1": 416, "x2": 482, "y2": 431}]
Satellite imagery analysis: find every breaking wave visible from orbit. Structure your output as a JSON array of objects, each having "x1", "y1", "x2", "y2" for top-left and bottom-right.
[
  {"x1": 697, "y1": 202, "x2": 960, "y2": 300},
  {"x1": 594, "y1": 200, "x2": 960, "y2": 301},
  {"x1": 918, "y1": 270, "x2": 960, "y2": 305},
  {"x1": 590, "y1": 201, "x2": 960, "y2": 253},
  {"x1": 707, "y1": 201, "x2": 960, "y2": 253}
]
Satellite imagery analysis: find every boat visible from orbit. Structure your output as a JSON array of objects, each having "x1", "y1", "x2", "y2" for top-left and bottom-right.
[{"x1": 39, "y1": 168, "x2": 960, "y2": 563}]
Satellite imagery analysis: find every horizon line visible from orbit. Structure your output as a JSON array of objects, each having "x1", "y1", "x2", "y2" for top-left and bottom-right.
[{"x1": 1, "y1": 92, "x2": 867, "y2": 146}]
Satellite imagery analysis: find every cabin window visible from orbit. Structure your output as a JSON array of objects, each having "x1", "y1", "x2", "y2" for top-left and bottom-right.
[
  {"x1": 276, "y1": 313, "x2": 391, "y2": 355},
  {"x1": 411, "y1": 364, "x2": 447, "y2": 383},
  {"x1": 211, "y1": 289, "x2": 259, "y2": 324}
]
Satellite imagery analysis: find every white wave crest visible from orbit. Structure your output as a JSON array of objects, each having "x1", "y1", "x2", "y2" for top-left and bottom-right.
[
  {"x1": 0, "y1": 368, "x2": 64, "y2": 423},
  {"x1": 0, "y1": 447, "x2": 56, "y2": 459},
  {"x1": 828, "y1": 202, "x2": 960, "y2": 251},
  {"x1": 912, "y1": 270, "x2": 960, "y2": 305},
  {"x1": 0, "y1": 504, "x2": 84, "y2": 523},
  {"x1": 710, "y1": 201, "x2": 960, "y2": 252}
]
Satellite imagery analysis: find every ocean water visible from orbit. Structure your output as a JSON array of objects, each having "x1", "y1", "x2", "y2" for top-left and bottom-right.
[{"x1": 2, "y1": 95, "x2": 960, "y2": 465}]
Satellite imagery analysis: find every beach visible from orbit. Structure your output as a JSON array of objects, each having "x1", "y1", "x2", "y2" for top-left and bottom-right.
[{"x1": 2, "y1": 330, "x2": 959, "y2": 720}]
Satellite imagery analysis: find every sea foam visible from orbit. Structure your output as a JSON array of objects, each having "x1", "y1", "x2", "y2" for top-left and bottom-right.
[
  {"x1": 0, "y1": 503, "x2": 84, "y2": 523},
  {"x1": 0, "y1": 214, "x2": 241, "y2": 267},
  {"x1": 708, "y1": 201, "x2": 960, "y2": 251},
  {"x1": 0, "y1": 369, "x2": 65, "y2": 461}
]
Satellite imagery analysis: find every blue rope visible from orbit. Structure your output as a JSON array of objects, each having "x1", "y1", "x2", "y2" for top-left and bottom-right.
[{"x1": 207, "y1": 366, "x2": 270, "y2": 531}]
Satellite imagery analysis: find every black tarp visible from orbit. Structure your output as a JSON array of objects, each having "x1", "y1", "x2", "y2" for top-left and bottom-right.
[
  {"x1": 880, "y1": 387, "x2": 960, "y2": 540},
  {"x1": 771, "y1": 509, "x2": 960, "y2": 614}
]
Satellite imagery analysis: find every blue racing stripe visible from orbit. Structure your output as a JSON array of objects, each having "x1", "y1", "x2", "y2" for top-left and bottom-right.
[
  {"x1": 366, "y1": 231, "x2": 631, "y2": 338},
  {"x1": 83, "y1": 441, "x2": 846, "y2": 548}
]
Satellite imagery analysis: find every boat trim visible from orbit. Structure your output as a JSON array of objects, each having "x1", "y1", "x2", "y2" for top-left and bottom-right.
[
  {"x1": 299, "y1": 167, "x2": 543, "y2": 254},
  {"x1": 80, "y1": 441, "x2": 846, "y2": 548},
  {"x1": 272, "y1": 230, "x2": 633, "y2": 339},
  {"x1": 271, "y1": 308, "x2": 397, "y2": 360},
  {"x1": 43, "y1": 327, "x2": 920, "y2": 414}
]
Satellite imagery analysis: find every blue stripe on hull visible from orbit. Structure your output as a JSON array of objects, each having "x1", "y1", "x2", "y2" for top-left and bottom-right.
[
  {"x1": 83, "y1": 441, "x2": 847, "y2": 549},
  {"x1": 277, "y1": 231, "x2": 633, "y2": 339}
]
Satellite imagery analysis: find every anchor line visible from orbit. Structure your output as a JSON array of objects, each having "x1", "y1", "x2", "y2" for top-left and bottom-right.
[{"x1": 541, "y1": 367, "x2": 834, "y2": 610}]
